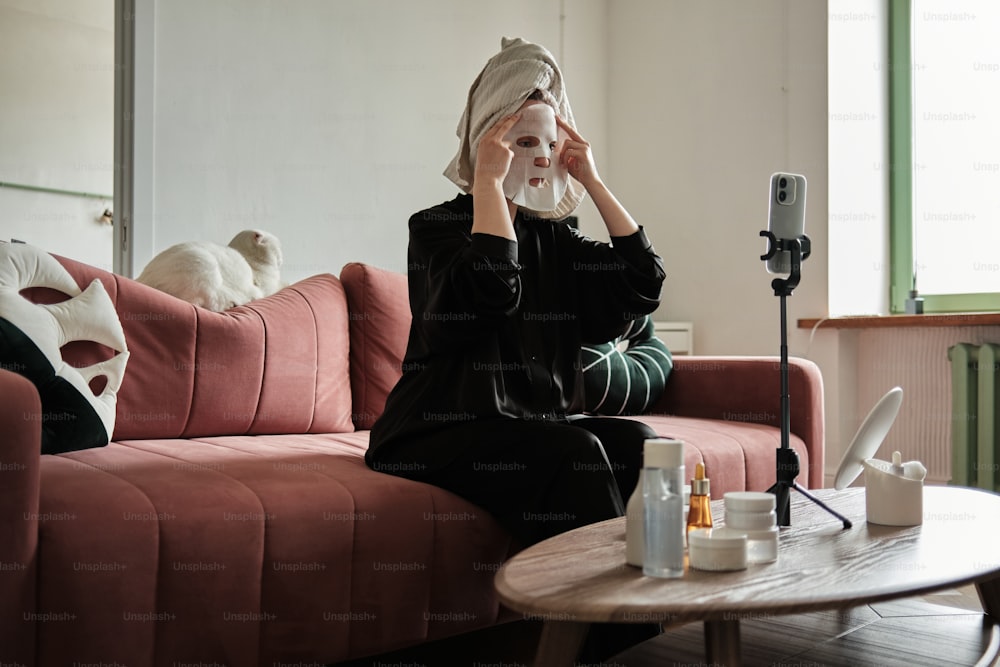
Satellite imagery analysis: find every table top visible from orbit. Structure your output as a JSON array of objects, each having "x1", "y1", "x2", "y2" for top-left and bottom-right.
[{"x1": 494, "y1": 486, "x2": 1000, "y2": 625}]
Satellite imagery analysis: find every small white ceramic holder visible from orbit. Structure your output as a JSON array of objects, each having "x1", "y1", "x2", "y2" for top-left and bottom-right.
[
  {"x1": 862, "y1": 451, "x2": 927, "y2": 526},
  {"x1": 688, "y1": 527, "x2": 748, "y2": 572},
  {"x1": 832, "y1": 387, "x2": 927, "y2": 527}
]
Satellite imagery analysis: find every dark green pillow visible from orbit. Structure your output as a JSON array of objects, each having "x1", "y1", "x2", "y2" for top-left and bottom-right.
[{"x1": 581, "y1": 315, "x2": 673, "y2": 415}]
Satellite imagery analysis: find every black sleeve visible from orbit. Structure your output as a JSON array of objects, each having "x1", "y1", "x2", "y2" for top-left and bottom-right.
[
  {"x1": 564, "y1": 224, "x2": 665, "y2": 344},
  {"x1": 407, "y1": 205, "x2": 522, "y2": 350}
]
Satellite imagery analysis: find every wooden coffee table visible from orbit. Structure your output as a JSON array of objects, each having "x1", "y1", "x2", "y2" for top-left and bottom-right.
[{"x1": 494, "y1": 486, "x2": 1000, "y2": 667}]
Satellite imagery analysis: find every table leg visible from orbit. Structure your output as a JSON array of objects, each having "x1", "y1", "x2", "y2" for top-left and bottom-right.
[
  {"x1": 704, "y1": 619, "x2": 742, "y2": 666},
  {"x1": 533, "y1": 621, "x2": 590, "y2": 667},
  {"x1": 977, "y1": 576, "x2": 1000, "y2": 620}
]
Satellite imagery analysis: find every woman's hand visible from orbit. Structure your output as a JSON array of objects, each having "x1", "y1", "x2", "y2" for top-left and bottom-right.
[
  {"x1": 473, "y1": 113, "x2": 520, "y2": 191},
  {"x1": 556, "y1": 116, "x2": 602, "y2": 190},
  {"x1": 556, "y1": 115, "x2": 639, "y2": 237},
  {"x1": 472, "y1": 113, "x2": 521, "y2": 240}
]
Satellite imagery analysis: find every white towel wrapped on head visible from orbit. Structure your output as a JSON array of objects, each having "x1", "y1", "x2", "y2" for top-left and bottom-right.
[{"x1": 443, "y1": 36, "x2": 586, "y2": 220}]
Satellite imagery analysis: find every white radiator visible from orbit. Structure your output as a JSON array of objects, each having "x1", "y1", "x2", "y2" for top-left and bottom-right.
[{"x1": 852, "y1": 327, "x2": 1000, "y2": 486}]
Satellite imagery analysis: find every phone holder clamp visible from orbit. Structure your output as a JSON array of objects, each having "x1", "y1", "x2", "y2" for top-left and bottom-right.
[{"x1": 759, "y1": 231, "x2": 811, "y2": 297}]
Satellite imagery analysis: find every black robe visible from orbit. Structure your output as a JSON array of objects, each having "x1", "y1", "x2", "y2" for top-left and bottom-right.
[{"x1": 366, "y1": 193, "x2": 665, "y2": 465}]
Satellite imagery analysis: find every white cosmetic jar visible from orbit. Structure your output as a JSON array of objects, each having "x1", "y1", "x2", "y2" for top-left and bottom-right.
[
  {"x1": 687, "y1": 527, "x2": 748, "y2": 572},
  {"x1": 723, "y1": 492, "x2": 779, "y2": 563},
  {"x1": 723, "y1": 491, "x2": 777, "y2": 529}
]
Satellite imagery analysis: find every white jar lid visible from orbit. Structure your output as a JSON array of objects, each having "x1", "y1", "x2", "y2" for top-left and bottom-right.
[{"x1": 724, "y1": 491, "x2": 776, "y2": 512}]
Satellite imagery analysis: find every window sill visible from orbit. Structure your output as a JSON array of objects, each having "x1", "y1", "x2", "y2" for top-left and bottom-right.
[{"x1": 798, "y1": 312, "x2": 1000, "y2": 330}]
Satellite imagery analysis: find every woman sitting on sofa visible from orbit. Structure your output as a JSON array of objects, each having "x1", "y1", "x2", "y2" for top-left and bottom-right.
[
  {"x1": 365, "y1": 35, "x2": 665, "y2": 659},
  {"x1": 366, "y1": 35, "x2": 665, "y2": 550}
]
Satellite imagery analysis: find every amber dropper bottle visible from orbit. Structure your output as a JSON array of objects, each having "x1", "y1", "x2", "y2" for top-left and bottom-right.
[{"x1": 686, "y1": 462, "x2": 713, "y2": 535}]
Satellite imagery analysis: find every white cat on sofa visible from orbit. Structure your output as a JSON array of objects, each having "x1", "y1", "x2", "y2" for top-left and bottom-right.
[{"x1": 136, "y1": 230, "x2": 283, "y2": 311}]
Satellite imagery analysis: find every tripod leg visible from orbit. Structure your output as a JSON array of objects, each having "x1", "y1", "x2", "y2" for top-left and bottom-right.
[
  {"x1": 791, "y1": 482, "x2": 853, "y2": 529},
  {"x1": 770, "y1": 448, "x2": 800, "y2": 526},
  {"x1": 771, "y1": 483, "x2": 791, "y2": 527}
]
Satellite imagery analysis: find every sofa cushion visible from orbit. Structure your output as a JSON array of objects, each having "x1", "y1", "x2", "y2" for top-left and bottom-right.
[
  {"x1": 630, "y1": 413, "x2": 812, "y2": 494},
  {"x1": 40, "y1": 433, "x2": 514, "y2": 664},
  {"x1": 33, "y1": 410, "x2": 805, "y2": 664},
  {"x1": 0, "y1": 243, "x2": 129, "y2": 454},
  {"x1": 38, "y1": 256, "x2": 354, "y2": 440},
  {"x1": 581, "y1": 314, "x2": 673, "y2": 416},
  {"x1": 340, "y1": 262, "x2": 411, "y2": 429}
]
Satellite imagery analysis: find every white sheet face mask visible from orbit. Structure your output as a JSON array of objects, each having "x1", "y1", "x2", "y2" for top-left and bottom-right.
[{"x1": 502, "y1": 104, "x2": 569, "y2": 213}]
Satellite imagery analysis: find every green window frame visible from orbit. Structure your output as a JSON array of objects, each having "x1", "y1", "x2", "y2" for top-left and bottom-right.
[{"x1": 888, "y1": 0, "x2": 1000, "y2": 313}]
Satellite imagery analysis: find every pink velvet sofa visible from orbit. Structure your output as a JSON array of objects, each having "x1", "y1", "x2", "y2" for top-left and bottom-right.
[{"x1": 0, "y1": 256, "x2": 824, "y2": 666}]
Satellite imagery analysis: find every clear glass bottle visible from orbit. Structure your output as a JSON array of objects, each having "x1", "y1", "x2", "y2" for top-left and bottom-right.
[
  {"x1": 625, "y1": 455, "x2": 646, "y2": 567},
  {"x1": 642, "y1": 438, "x2": 685, "y2": 578}
]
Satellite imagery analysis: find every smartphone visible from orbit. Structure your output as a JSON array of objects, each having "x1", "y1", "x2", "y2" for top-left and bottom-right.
[{"x1": 765, "y1": 172, "x2": 807, "y2": 274}]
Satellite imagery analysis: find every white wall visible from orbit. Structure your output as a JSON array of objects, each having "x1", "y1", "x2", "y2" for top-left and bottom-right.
[
  {"x1": 0, "y1": 0, "x2": 114, "y2": 270},
  {"x1": 606, "y1": 1, "x2": 840, "y2": 468},
  {"x1": 607, "y1": 0, "x2": 829, "y2": 357},
  {"x1": 138, "y1": 0, "x2": 610, "y2": 282},
  {"x1": 139, "y1": 0, "x2": 830, "y2": 348}
]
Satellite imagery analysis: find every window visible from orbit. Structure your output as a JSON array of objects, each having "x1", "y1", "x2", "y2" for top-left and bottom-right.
[{"x1": 890, "y1": 0, "x2": 1000, "y2": 312}]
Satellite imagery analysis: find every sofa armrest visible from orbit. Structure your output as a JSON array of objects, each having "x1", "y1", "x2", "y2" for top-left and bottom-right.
[
  {"x1": 0, "y1": 369, "x2": 40, "y2": 663},
  {"x1": 648, "y1": 356, "x2": 825, "y2": 489}
]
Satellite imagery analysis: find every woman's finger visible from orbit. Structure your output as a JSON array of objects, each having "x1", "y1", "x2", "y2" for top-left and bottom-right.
[
  {"x1": 561, "y1": 144, "x2": 589, "y2": 165},
  {"x1": 488, "y1": 113, "x2": 521, "y2": 141},
  {"x1": 556, "y1": 115, "x2": 586, "y2": 143},
  {"x1": 559, "y1": 140, "x2": 585, "y2": 158}
]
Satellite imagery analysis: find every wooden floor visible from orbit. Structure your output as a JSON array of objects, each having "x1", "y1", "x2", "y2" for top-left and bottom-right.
[
  {"x1": 330, "y1": 617, "x2": 544, "y2": 666},
  {"x1": 614, "y1": 584, "x2": 998, "y2": 667},
  {"x1": 332, "y1": 585, "x2": 997, "y2": 666}
]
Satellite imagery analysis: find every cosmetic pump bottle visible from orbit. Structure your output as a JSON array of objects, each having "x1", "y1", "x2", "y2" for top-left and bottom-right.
[
  {"x1": 641, "y1": 438, "x2": 686, "y2": 578},
  {"x1": 686, "y1": 462, "x2": 713, "y2": 536},
  {"x1": 627, "y1": 439, "x2": 687, "y2": 567}
]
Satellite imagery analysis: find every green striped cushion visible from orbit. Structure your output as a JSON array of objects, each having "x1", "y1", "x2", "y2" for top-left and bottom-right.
[{"x1": 581, "y1": 315, "x2": 673, "y2": 416}]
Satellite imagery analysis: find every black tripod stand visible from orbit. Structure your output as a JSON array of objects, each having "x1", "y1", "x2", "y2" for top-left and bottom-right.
[{"x1": 759, "y1": 231, "x2": 852, "y2": 529}]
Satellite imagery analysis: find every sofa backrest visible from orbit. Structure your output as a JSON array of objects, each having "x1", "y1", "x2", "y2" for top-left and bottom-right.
[
  {"x1": 31, "y1": 255, "x2": 355, "y2": 440},
  {"x1": 339, "y1": 262, "x2": 410, "y2": 430}
]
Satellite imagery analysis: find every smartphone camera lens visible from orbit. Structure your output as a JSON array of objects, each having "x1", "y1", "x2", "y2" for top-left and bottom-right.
[
  {"x1": 778, "y1": 191, "x2": 787, "y2": 203},
  {"x1": 779, "y1": 177, "x2": 788, "y2": 188}
]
